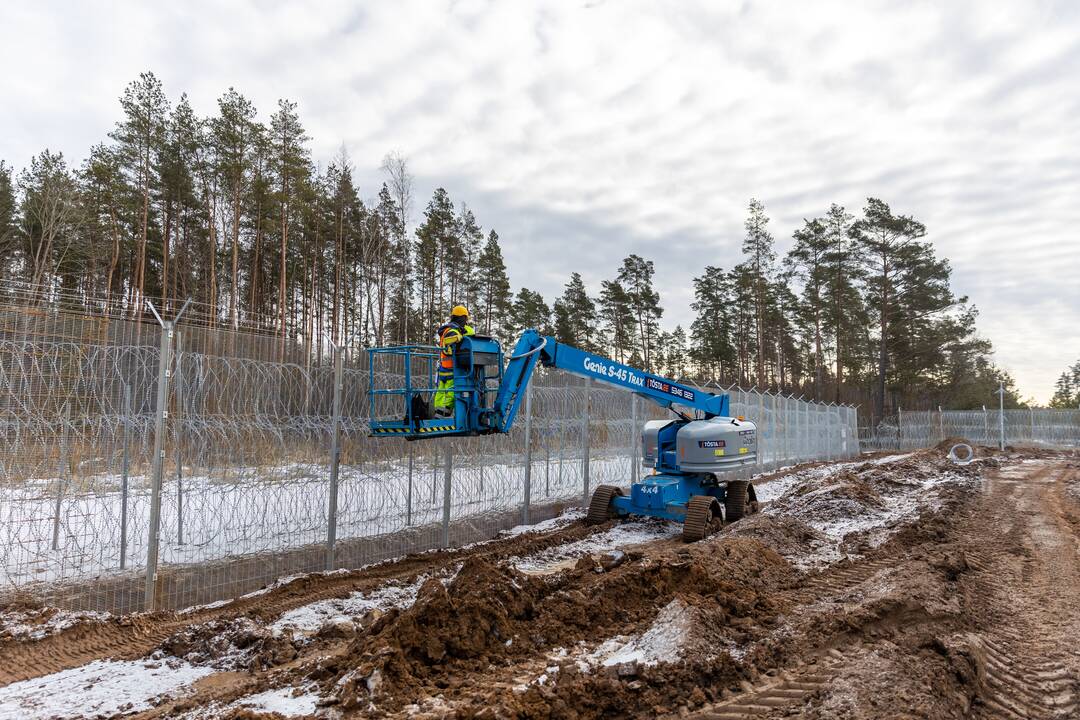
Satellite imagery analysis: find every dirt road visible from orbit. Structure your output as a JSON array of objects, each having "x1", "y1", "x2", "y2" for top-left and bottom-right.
[{"x1": 0, "y1": 448, "x2": 1076, "y2": 719}]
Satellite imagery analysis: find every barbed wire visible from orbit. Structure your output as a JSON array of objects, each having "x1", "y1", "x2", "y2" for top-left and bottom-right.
[{"x1": 0, "y1": 305, "x2": 861, "y2": 613}]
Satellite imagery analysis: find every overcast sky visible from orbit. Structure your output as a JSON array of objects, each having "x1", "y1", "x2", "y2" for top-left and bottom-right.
[{"x1": 2, "y1": 0, "x2": 1078, "y2": 402}]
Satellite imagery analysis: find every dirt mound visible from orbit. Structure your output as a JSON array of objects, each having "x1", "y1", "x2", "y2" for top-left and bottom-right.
[
  {"x1": 318, "y1": 539, "x2": 795, "y2": 714},
  {"x1": 722, "y1": 513, "x2": 832, "y2": 560},
  {"x1": 159, "y1": 616, "x2": 301, "y2": 671},
  {"x1": 328, "y1": 557, "x2": 547, "y2": 710}
]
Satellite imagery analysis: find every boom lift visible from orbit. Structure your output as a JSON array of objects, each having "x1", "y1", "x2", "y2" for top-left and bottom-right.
[{"x1": 367, "y1": 329, "x2": 759, "y2": 541}]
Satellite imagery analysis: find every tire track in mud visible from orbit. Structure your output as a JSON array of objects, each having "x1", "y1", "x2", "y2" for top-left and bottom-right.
[
  {"x1": 0, "y1": 519, "x2": 608, "y2": 687},
  {"x1": 693, "y1": 647, "x2": 859, "y2": 719},
  {"x1": 959, "y1": 460, "x2": 1080, "y2": 720}
]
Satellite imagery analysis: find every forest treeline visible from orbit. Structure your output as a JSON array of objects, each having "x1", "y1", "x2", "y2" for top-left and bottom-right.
[
  {"x1": 0, "y1": 72, "x2": 1025, "y2": 422},
  {"x1": 1051, "y1": 360, "x2": 1080, "y2": 408}
]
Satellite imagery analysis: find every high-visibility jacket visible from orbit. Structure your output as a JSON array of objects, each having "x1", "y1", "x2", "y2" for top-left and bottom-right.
[{"x1": 437, "y1": 321, "x2": 475, "y2": 371}]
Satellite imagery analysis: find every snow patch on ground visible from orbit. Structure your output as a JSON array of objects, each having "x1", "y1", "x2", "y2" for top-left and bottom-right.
[
  {"x1": 229, "y1": 686, "x2": 321, "y2": 717},
  {"x1": 752, "y1": 452, "x2": 917, "y2": 506},
  {"x1": 511, "y1": 519, "x2": 680, "y2": 574},
  {"x1": 583, "y1": 598, "x2": 693, "y2": 669},
  {"x1": 516, "y1": 599, "x2": 694, "y2": 692},
  {"x1": 752, "y1": 452, "x2": 976, "y2": 568},
  {"x1": 499, "y1": 507, "x2": 586, "y2": 537},
  {"x1": 0, "y1": 607, "x2": 111, "y2": 642},
  {"x1": 271, "y1": 569, "x2": 457, "y2": 637},
  {"x1": 0, "y1": 658, "x2": 212, "y2": 719}
]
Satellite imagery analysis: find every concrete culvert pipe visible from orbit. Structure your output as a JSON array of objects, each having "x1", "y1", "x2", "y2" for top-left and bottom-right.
[{"x1": 948, "y1": 443, "x2": 974, "y2": 465}]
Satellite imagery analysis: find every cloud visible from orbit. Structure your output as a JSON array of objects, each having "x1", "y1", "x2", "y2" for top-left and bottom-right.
[{"x1": 1, "y1": 0, "x2": 1077, "y2": 401}]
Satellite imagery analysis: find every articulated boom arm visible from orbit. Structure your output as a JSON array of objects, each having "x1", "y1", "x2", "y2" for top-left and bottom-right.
[{"x1": 493, "y1": 329, "x2": 729, "y2": 433}]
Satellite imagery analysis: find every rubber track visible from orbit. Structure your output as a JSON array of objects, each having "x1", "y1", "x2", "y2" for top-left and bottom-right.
[{"x1": 683, "y1": 496, "x2": 719, "y2": 543}]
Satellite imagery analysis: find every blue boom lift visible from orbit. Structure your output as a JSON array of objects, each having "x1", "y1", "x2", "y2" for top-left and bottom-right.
[{"x1": 368, "y1": 329, "x2": 759, "y2": 541}]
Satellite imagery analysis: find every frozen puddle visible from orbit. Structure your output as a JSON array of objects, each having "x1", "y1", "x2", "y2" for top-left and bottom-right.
[
  {"x1": 0, "y1": 658, "x2": 213, "y2": 719},
  {"x1": 271, "y1": 570, "x2": 457, "y2": 637},
  {"x1": 512, "y1": 519, "x2": 681, "y2": 575}
]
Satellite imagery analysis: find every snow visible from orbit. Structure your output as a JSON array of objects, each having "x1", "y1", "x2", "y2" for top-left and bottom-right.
[
  {"x1": 752, "y1": 452, "x2": 916, "y2": 506},
  {"x1": 499, "y1": 507, "x2": 585, "y2": 537},
  {"x1": 229, "y1": 686, "x2": 321, "y2": 717},
  {"x1": 758, "y1": 451, "x2": 976, "y2": 568},
  {"x1": 0, "y1": 607, "x2": 110, "y2": 642},
  {"x1": 0, "y1": 454, "x2": 635, "y2": 588},
  {"x1": 528, "y1": 597, "x2": 694, "y2": 684},
  {"x1": 0, "y1": 658, "x2": 213, "y2": 719},
  {"x1": 270, "y1": 570, "x2": 456, "y2": 636},
  {"x1": 587, "y1": 598, "x2": 693, "y2": 668},
  {"x1": 511, "y1": 518, "x2": 680, "y2": 574}
]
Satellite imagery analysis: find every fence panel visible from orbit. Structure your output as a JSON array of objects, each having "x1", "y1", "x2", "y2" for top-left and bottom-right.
[{"x1": 0, "y1": 306, "x2": 860, "y2": 613}]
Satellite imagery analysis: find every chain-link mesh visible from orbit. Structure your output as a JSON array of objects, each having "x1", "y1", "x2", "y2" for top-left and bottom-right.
[
  {"x1": 0, "y1": 304, "x2": 860, "y2": 613},
  {"x1": 861, "y1": 408, "x2": 1080, "y2": 451}
]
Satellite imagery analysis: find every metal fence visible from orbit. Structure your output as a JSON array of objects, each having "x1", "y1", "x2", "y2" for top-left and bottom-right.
[
  {"x1": 860, "y1": 408, "x2": 1080, "y2": 451},
  {"x1": 0, "y1": 303, "x2": 859, "y2": 613}
]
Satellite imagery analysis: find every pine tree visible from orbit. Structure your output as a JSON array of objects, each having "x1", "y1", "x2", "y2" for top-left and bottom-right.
[
  {"x1": 598, "y1": 279, "x2": 635, "y2": 362},
  {"x1": 0, "y1": 160, "x2": 20, "y2": 278},
  {"x1": 853, "y1": 198, "x2": 952, "y2": 422},
  {"x1": 414, "y1": 188, "x2": 457, "y2": 335},
  {"x1": 552, "y1": 272, "x2": 599, "y2": 352},
  {"x1": 616, "y1": 254, "x2": 663, "y2": 371},
  {"x1": 158, "y1": 94, "x2": 204, "y2": 310},
  {"x1": 268, "y1": 99, "x2": 311, "y2": 355},
  {"x1": 455, "y1": 204, "x2": 482, "y2": 315},
  {"x1": 110, "y1": 71, "x2": 169, "y2": 315},
  {"x1": 474, "y1": 230, "x2": 512, "y2": 340},
  {"x1": 377, "y1": 183, "x2": 411, "y2": 344},
  {"x1": 509, "y1": 288, "x2": 552, "y2": 336},
  {"x1": 1049, "y1": 360, "x2": 1080, "y2": 408},
  {"x1": 667, "y1": 325, "x2": 689, "y2": 379},
  {"x1": 78, "y1": 145, "x2": 126, "y2": 307},
  {"x1": 822, "y1": 203, "x2": 864, "y2": 402},
  {"x1": 210, "y1": 88, "x2": 260, "y2": 330},
  {"x1": 740, "y1": 199, "x2": 776, "y2": 385},
  {"x1": 17, "y1": 151, "x2": 83, "y2": 302},
  {"x1": 689, "y1": 267, "x2": 736, "y2": 379},
  {"x1": 787, "y1": 217, "x2": 831, "y2": 399}
]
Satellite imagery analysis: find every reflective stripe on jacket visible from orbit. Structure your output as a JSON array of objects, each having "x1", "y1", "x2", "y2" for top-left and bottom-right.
[{"x1": 437, "y1": 322, "x2": 475, "y2": 369}]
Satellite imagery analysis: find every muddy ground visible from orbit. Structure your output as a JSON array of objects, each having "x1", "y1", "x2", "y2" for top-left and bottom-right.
[{"x1": 1, "y1": 445, "x2": 1078, "y2": 719}]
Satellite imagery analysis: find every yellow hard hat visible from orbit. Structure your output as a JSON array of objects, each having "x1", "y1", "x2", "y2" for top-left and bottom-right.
[{"x1": 451, "y1": 305, "x2": 469, "y2": 317}]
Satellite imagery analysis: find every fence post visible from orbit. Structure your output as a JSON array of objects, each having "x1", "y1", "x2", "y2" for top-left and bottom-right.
[
  {"x1": 757, "y1": 389, "x2": 765, "y2": 471},
  {"x1": 982, "y1": 405, "x2": 989, "y2": 446},
  {"x1": 326, "y1": 345, "x2": 344, "y2": 571},
  {"x1": 144, "y1": 316, "x2": 175, "y2": 610},
  {"x1": 998, "y1": 382, "x2": 1005, "y2": 451},
  {"x1": 174, "y1": 330, "x2": 184, "y2": 546},
  {"x1": 582, "y1": 377, "x2": 591, "y2": 504},
  {"x1": 405, "y1": 441, "x2": 414, "y2": 527},
  {"x1": 630, "y1": 395, "x2": 639, "y2": 485},
  {"x1": 441, "y1": 441, "x2": 453, "y2": 548},
  {"x1": 120, "y1": 383, "x2": 132, "y2": 570},
  {"x1": 522, "y1": 382, "x2": 533, "y2": 525},
  {"x1": 1030, "y1": 407, "x2": 1036, "y2": 444},
  {"x1": 898, "y1": 406, "x2": 903, "y2": 449},
  {"x1": 938, "y1": 405, "x2": 944, "y2": 444},
  {"x1": 51, "y1": 402, "x2": 72, "y2": 551}
]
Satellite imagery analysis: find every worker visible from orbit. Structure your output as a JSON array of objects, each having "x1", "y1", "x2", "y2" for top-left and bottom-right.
[{"x1": 433, "y1": 305, "x2": 475, "y2": 417}]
